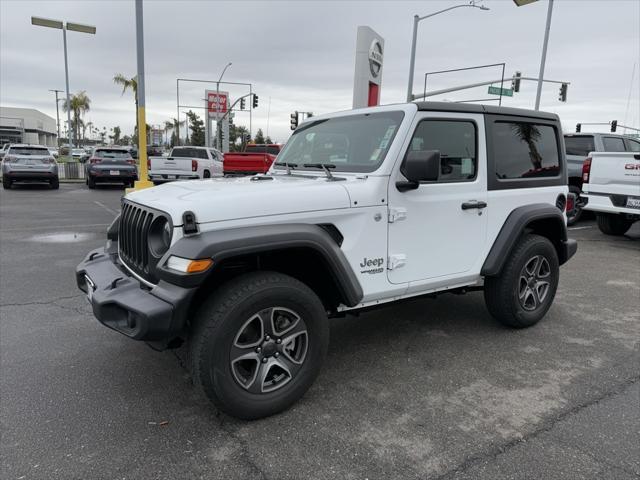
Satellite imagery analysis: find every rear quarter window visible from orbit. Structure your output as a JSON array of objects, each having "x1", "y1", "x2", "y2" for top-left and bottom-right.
[{"x1": 602, "y1": 137, "x2": 626, "y2": 152}]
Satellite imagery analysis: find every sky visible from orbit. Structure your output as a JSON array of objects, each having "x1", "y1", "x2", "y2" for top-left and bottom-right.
[{"x1": 1, "y1": 0, "x2": 639, "y2": 143}]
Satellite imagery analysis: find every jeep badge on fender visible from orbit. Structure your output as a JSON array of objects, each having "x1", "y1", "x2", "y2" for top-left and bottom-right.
[{"x1": 76, "y1": 101, "x2": 577, "y2": 420}]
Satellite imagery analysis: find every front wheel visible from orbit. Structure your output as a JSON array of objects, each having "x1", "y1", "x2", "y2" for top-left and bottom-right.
[
  {"x1": 2, "y1": 177, "x2": 11, "y2": 189},
  {"x1": 190, "y1": 271, "x2": 329, "y2": 420},
  {"x1": 596, "y1": 213, "x2": 632, "y2": 236},
  {"x1": 50, "y1": 178, "x2": 59, "y2": 189},
  {"x1": 484, "y1": 234, "x2": 559, "y2": 329}
]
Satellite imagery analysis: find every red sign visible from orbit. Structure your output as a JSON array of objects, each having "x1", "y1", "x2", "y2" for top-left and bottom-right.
[{"x1": 207, "y1": 91, "x2": 228, "y2": 116}]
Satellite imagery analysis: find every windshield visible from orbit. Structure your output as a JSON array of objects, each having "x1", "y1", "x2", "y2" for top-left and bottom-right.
[
  {"x1": 94, "y1": 149, "x2": 131, "y2": 159},
  {"x1": 276, "y1": 111, "x2": 404, "y2": 173},
  {"x1": 72, "y1": 149, "x2": 85, "y2": 155},
  {"x1": 9, "y1": 147, "x2": 50, "y2": 156}
]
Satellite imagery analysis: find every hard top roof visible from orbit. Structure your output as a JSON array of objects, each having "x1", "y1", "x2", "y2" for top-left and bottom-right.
[{"x1": 415, "y1": 101, "x2": 558, "y2": 121}]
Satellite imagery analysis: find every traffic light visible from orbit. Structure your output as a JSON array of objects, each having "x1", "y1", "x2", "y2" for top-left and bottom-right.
[
  {"x1": 240, "y1": 97, "x2": 246, "y2": 110},
  {"x1": 611, "y1": 120, "x2": 617, "y2": 132},
  {"x1": 290, "y1": 112, "x2": 298, "y2": 130},
  {"x1": 576, "y1": 123, "x2": 581, "y2": 133},
  {"x1": 558, "y1": 83, "x2": 568, "y2": 102},
  {"x1": 252, "y1": 94, "x2": 259, "y2": 109},
  {"x1": 511, "y1": 71, "x2": 522, "y2": 93}
]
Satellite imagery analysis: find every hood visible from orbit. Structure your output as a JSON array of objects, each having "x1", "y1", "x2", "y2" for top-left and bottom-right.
[{"x1": 125, "y1": 174, "x2": 353, "y2": 225}]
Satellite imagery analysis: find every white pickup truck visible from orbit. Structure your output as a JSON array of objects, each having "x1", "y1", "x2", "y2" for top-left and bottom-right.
[
  {"x1": 582, "y1": 151, "x2": 640, "y2": 235},
  {"x1": 148, "y1": 146, "x2": 223, "y2": 184}
]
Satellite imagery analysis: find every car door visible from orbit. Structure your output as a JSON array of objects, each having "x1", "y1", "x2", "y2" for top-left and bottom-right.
[{"x1": 387, "y1": 112, "x2": 488, "y2": 288}]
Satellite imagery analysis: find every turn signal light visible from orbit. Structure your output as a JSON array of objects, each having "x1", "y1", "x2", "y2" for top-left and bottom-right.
[{"x1": 166, "y1": 256, "x2": 213, "y2": 274}]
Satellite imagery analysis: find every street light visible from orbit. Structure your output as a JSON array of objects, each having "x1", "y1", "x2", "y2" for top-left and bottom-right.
[
  {"x1": 216, "y1": 62, "x2": 232, "y2": 149},
  {"x1": 512, "y1": 0, "x2": 554, "y2": 110},
  {"x1": 32, "y1": 16, "x2": 95, "y2": 148},
  {"x1": 406, "y1": 1, "x2": 489, "y2": 102}
]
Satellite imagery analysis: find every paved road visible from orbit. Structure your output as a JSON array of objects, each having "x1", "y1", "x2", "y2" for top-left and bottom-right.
[{"x1": 1, "y1": 184, "x2": 638, "y2": 480}]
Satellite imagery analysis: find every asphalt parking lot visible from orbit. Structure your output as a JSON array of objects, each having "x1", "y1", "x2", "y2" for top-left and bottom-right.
[{"x1": 1, "y1": 183, "x2": 638, "y2": 480}]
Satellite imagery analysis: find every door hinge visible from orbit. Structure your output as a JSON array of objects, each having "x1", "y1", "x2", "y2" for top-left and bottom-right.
[
  {"x1": 388, "y1": 254, "x2": 407, "y2": 270},
  {"x1": 388, "y1": 208, "x2": 407, "y2": 223}
]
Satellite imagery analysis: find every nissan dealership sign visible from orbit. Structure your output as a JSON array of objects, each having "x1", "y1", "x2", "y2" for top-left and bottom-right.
[{"x1": 353, "y1": 26, "x2": 385, "y2": 109}]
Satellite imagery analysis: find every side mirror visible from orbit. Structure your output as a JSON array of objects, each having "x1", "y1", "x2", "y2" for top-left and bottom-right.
[{"x1": 396, "y1": 150, "x2": 440, "y2": 191}]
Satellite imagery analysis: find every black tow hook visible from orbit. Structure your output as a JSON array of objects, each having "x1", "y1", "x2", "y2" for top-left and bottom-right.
[{"x1": 110, "y1": 277, "x2": 124, "y2": 289}]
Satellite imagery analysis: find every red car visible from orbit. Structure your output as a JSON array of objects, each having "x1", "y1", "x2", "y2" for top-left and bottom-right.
[{"x1": 224, "y1": 144, "x2": 282, "y2": 175}]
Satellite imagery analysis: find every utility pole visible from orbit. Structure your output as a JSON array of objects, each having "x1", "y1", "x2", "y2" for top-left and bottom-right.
[
  {"x1": 49, "y1": 89, "x2": 63, "y2": 146},
  {"x1": 535, "y1": 0, "x2": 554, "y2": 110}
]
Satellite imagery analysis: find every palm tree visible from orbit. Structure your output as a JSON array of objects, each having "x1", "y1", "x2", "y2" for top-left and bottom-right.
[
  {"x1": 62, "y1": 91, "x2": 91, "y2": 146},
  {"x1": 113, "y1": 73, "x2": 138, "y2": 134},
  {"x1": 170, "y1": 117, "x2": 185, "y2": 146},
  {"x1": 84, "y1": 121, "x2": 93, "y2": 145},
  {"x1": 511, "y1": 123, "x2": 543, "y2": 170}
]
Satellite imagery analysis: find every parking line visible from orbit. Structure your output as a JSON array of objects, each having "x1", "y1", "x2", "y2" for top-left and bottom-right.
[
  {"x1": 0, "y1": 223, "x2": 110, "y2": 232},
  {"x1": 568, "y1": 226, "x2": 593, "y2": 230},
  {"x1": 93, "y1": 201, "x2": 118, "y2": 216}
]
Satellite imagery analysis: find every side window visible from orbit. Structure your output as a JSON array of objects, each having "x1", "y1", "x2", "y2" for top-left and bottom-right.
[
  {"x1": 493, "y1": 122, "x2": 560, "y2": 179},
  {"x1": 602, "y1": 137, "x2": 625, "y2": 152},
  {"x1": 408, "y1": 119, "x2": 477, "y2": 182},
  {"x1": 624, "y1": 138, "x2": 640, "y2": 152}
]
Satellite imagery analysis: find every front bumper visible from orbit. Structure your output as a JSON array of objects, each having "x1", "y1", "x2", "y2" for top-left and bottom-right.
[
  {"x1": 76, "y1": 245, "x2": 196, "y2": 342},
  {"x1": 560, "y1": 238, "x2": 578, "y2": 265}
]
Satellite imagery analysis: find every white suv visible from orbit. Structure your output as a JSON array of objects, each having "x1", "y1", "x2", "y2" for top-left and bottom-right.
[{"x1": 77, "y1": 102, "x2": 577, "y2": 419}]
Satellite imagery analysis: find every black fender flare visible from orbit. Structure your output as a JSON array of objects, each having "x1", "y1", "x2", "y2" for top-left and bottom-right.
[
  {"x1": 157, "y1": 223, "x2": 363, "y2": 307},
  {"x1": 481, "y1": 203, "x2": 577, "y2": 277}
]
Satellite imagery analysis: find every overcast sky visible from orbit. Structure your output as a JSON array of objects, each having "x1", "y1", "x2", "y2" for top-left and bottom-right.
[{"x1": 1, "y1": 0, "x2": 639, "y2": 143}]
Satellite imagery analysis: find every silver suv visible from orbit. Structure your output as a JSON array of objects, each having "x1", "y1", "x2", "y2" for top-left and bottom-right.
[{"x1": 2, "y1": 144, "x2": 59, "y2": 189}]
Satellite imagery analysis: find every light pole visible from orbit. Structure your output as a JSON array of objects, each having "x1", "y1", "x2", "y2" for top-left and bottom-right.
[
  {"x1": 49, "y1": 89, "x2": 63, "y2": 146},
  {"x1": 406, "y1": 2, "x2": 489, "y2": 102},
  {"x1": 216, "y1": 62, "x2": 232, "y2": 149},
  {"x1": 32, "y1": 17, "x2": 95, "y2": 148},
  {"x1": 512, "y1": 0, "x2": 554, "y2": 110}
]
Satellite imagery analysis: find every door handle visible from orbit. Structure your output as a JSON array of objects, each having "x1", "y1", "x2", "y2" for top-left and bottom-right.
[{"x1": 461, "y1": 201, "x2": 487, "y2": 210}]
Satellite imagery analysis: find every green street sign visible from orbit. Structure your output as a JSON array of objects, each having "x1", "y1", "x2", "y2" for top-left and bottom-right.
[{"x1": 488, "y1": 86, "x2": 513, "y2": 97}]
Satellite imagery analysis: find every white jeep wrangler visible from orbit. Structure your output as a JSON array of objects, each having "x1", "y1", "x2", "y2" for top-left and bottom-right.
[{"x1": 77, "y1": 102, "x2": 577, "y2": 419}]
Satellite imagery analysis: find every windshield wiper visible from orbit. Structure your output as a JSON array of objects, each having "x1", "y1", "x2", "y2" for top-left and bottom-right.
[
  {"x1": 274, "y1": 162, "x2": 297, "y2": 174},
  {"x1": 303, "y1": 163, "x2": 339, "y2": 180}
]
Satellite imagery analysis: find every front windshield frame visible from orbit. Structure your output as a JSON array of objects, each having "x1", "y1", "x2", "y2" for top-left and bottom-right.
[{"x1": 274, "y1": 111, "x2": 405, "y2": 173}]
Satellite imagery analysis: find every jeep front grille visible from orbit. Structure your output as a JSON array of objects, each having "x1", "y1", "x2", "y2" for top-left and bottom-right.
[{"x1": 119, "y1": 200, "x2": 155, "y2": 282}]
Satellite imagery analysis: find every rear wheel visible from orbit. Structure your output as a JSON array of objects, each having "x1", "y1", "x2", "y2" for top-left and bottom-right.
[
  {"x1": 2, "y1": 177, "x2": 11, "y2": 189},
  {"x1": 87, "y1": 176, "x2": 96, "y2": 189},
  {"x1": 203, "y1": 170, "x2": 211, "y2": 179},
  {"x1": 190, "y1": 271, "x2": 329, "y2": 420},
  {"x1": 484, "y1": 234, "x2": 559, "y2": 329},
  {"x1": 596, "y1": 213, "x2": 633, "y2": 236},
  {"x1": 50, "y1": 178, "x2": 59, "y2": 189}
]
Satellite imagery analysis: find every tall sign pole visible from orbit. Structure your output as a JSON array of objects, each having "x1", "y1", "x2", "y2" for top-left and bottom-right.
[
  {"x1": 534, "y1": 0, "x2": 554, "y2": 110},
  {"x1": 62, "y1": 26, "x2": 73, "y2": 147},
  {"x1": 132, "y1": 0, "x2": 153, "y2": 191}
]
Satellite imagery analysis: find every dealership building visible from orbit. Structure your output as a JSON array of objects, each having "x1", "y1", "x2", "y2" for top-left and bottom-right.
[{"x1": 0, "y1": 106, "x2": 57, "y2": 147}]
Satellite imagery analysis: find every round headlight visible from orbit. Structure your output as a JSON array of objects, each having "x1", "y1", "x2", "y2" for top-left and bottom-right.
[{"x1": 149, "y1": 217, "x2": 172, "y2": 257}]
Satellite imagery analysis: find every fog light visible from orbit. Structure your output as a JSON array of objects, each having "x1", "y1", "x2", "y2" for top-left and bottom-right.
[{"x1": 166, "y1": 256, "x2": 213, "y2": 274}]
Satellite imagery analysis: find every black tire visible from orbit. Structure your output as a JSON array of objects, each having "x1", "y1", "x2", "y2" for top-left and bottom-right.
[
  {"x1": 203, "y1": 170, "x2": 211, "y2": 179},
  {"x1": 50, "y1": 178, "x2": 59, "y2": 189},
  {"x1": 566, "y1": 186, "x2": 582, "y2": 226},
  {"x1": 87, "y1": 176, "x2": 96, "y2": 189},
  {"x1": 596, "y1": 213, "x2": 632, "y2": 236},
  {"x1": 484, "y1": 234, "x2": 559, "y2": 329},
  {"x1": 2, "y1": 177, "x2": 11, "y2": 190},
  {"x1": 190, "y1": 271, "x2": 329, "y2": 420}
]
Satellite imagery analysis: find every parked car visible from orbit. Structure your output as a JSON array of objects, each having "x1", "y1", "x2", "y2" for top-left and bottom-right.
[
  {"x1": 71, "y1": 148, "x2": 86, "y2": 161},
  {"x1": 564, "y1": 132, "x2": 640, "y2": 225},
  {"x1": 77, "y1": 101, "x2": 576, "y2": 420},
  {"x1": 49, "y1": 148, "x2": 59, "y2": 159},
  {"x1": 148, "y1": 146, "x2": 223, "y2": 184},
  {"x1": 224, "y1": 143, "x2": 283, "y2": 175},
  {"x1": 0, "y1": 143, "x2": 11, "y2": 161},
  {"x1": 85, "y1": 147, "x2": 137, "y2": 189},
  {"x1": 581, "y1": 151, "x2": 640, "y2": 235},
  {"x1": 2, "y1": 144, "x2": 59, "y2": 189}
]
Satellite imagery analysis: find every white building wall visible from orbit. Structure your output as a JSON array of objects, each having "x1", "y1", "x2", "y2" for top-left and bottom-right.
[{"x1": 0, "y1": 106, "x2": 57, "y2": 146}]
